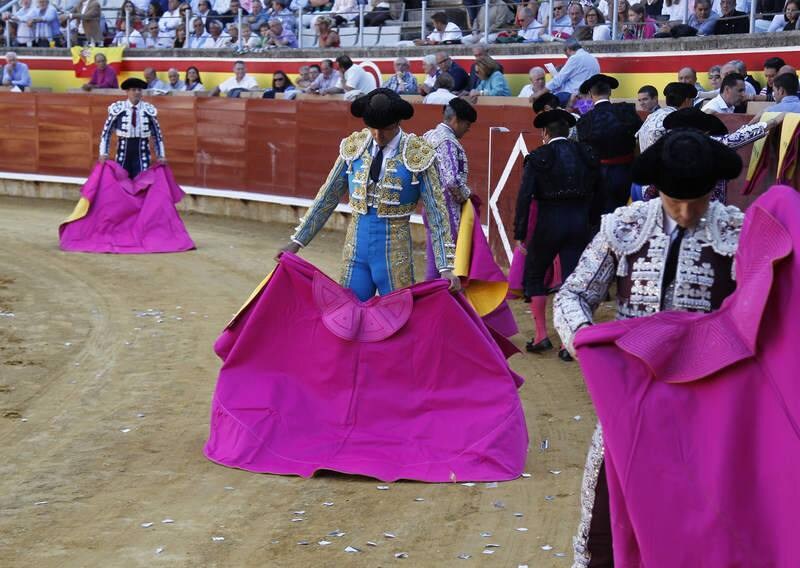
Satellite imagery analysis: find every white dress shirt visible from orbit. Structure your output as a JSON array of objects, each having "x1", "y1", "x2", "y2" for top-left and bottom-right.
[
  {"x1": 369, "y1": 130, "x2": 402, "y2": 184},
  {"x1": 703, "y1": 94, "x2": 735, "y2": 114},
  {"x1": 423, "y1": 88, "x2": 457, "y2": 104},
  {"x1": 427, "y1": 22, "x2": 462, "y2": 42}
]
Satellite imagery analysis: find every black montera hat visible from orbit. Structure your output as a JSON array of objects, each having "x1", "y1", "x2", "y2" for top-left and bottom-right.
[
  {"x1": 662, "y1": 107, "x2": 728, "y2": 136},
  {"x1": 663, "y1": 81, "x2": 698, "y2": 101},
  {"x1": 533, "y1": 108, "x2": 577, "y2": 129},
  {"x1": 578, "y1": 73, "x2": 620, "y2": 94},
  {"x1": 632, "y1": 129, "x2": 742, "y2": 199},
  {"x1": 121, "y1": 78, "x2": 148, "y2": 90},
  {"x1": 350, "y1": 88, "x2": 414, "y2": 129},
  {"x1": 447, "y1": 97, "x2": 477, "y2": 123},
  {"x1": 532, "y1": 92, "x2": 561, "y2": 113}
]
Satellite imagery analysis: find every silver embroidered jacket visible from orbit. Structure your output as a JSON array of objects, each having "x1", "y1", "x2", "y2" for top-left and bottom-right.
[
  {"x1": 99, "y1": 100, "x2": 165, "y2": 159},
  {"x1": 554, "y1": 197, "x2": 744, "y2": 350}
]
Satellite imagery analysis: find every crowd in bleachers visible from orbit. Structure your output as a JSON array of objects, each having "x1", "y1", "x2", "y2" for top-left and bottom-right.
[{"x1": 0, "y1": 0, "x2": 796, "y2": 49}]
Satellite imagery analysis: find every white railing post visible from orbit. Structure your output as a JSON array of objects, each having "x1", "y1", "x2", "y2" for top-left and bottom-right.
[
  {"x1": 66, "y1": 14, "x2": 72, "y2": 48},
  {"x1": 420, "y1": 0, "x2": 426, "y2": 41},
  {"x1": 237, "y1": 8, "x2": 243, "y2": 49},
  {"x1": 547, "y1": 0, "x2": 553, "y2": 34},
  {"x1": 297, "y1": 6, "x2": 303, "y2": 48},
  {"x1": 482, "y1": 0, "x2": 489, "y2": 43},
  {"x1": 185, "y1": 9, "x2": 190, "y2": 46},
  {"x1": 683, "y1": 0, "x2": 689, "y2": 24},
  {"x1": 359, "y1": 4, "x2": 364, "y2": 47},
  {"x1": 125, "y1": 9, "x2": 131, "y2": 45},
  {"x1": 612, "y1": 0, "x2": 619, "y2": 38},
  {"x1": 748, "y1": 0, "x2": 757, "y2": 32}
]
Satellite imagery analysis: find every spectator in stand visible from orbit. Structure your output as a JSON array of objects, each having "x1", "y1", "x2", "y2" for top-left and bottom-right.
[
  {"x1": 262, "y1": 69, "x2": 297, "y2": 98},
  {"x1": 435, "y1": 51, "x2": 470, "y2": 93},
  {"x1": 204, "y1": 19, "x2": 232, "y2": 47},
  {"x1": 220, "y1": 0, "x2": 248, "y2": 26},
  {"x1": 246, "y1": 0, "x2": 269, "y2": 32},
  {"x1": 257, "y1": 21, "x2": 271, "y2": 45},
  {"x1": 241, "y1": 23, "x2": 259, "y2": 47},
  {"x1": 538, "y1": 39, "x2": 600, "y2": 106},
  {"x1": 2, "y1": 52, "x2": 31, "y2": 90},
  {"x1": 778, "y1": 0, "x2": 800, "y2": 29},
  {"x1": 4, "y1": 0, "x2": 34, "y2": 47},
  {"x1": 183, "y1": 65, "x2": 205, "y2": 90},
  {"x1": 623, "y1": 3, "x2": 657, "y2": 39},
  {"x1": 144, "y1": 67, "x2": 169, "y2": 91},
  {"x1": 196, "y1": 0, "x2": 219, "y2": 30},
  {"x1": 766, "y1": 72, "x2": 800, "y2": 112},
  {"x1": 637, "y1": 85, "x2": 660, "y2": 113},
  {"x1": 308, "y1": 64, "x2": 321, "y2": 83},
  {"x1": 584, "y1": 7, "x2": 611, "y2": 40},
  {"x1": 722, "y1": 59, "x2": 759, "y2": 96},
  {"x1": 463, "y1": 0, "x2": 482, "y2": 24},
  {"x1": 707, "y1": 65, "x2": 722, "y2": 91},
  {"x1": 315, "y1": 16, "x2": 339, "y2": 47},
  {"x1": 264, "y1": 17, "x2": 297, "y2": 47},
  {"x1": 26, "y1": 0, "x2": 59, "y2": 46},
  {"x1": 146, "y1": 1, "x2": 163, "y2": 25},
  {"x1": 382, "y1": 57, "x2": 419, "y2": 95},
  {"x1": 419, "y1": 54, "x2": 438, "y2": 96},
  {"x1": 70, "y1": 0, "x2": 102, "y2": 46},
  {"x1": 678, "y1": 67, "x2": 705, "y2": 94},
  {"x1": 418, "y1": 11, "x2": 462, "y2": 45},
  {"x1": 610, "y1": 0, "x2": 630, "y2": 37},
  {"x1": 470, "y1": 55, "x2": 510, "y2": 98},
  {"x1": 549, "y1": 0, "x2": 573, "y2": 36},
  {"x1": 187, "y1": 17, "x2": 211, "y2": 46},
  {"x1": 174, "y1": 24, "x2": 188, "y2": 46},
  {"x1": 518, "y1": 66, "x2": 546, "y2": 99},
  {"x1": 703, "y1": 72, "x2": 746, "y2": 114},
  {"x1": 113, "y1": 18, "x2": 144, "y2": 46},
  {"x1": 144, "y1": 20, "x2": 170, "y2": 47},
  {"x1": 305, "y1": 58, "x2": 341, "y2": 94},
  {"x1": 295, "y1": 65, "x2": 313, "y2": 89},
  {"x1": 117, "y1": 0, "x2": 144, "y2": 33},
  {"x1": 166, "y1": 67, "x2": 185, "y2": 89},
  {"x1": 687, "y1": 0, "x2": 719, "y2": 34},
  {"x1": 212, "y1": 60, "x2": 258, "y2": 96},
  {"x1": 423, "y1": 72, "x2": 457, "y2": 104},
  {"x1": 760, "y1": 57, "x2": 786, "y2": 101},
  {"x1": 661, "y1": 0, "x2": 687, "y2": 21},
  {"x1": 158, "y1": 0, "x2": 181, "y2": 42},
  {"x1": 462, "y1": 0, "x2": 514, "y2": 44},
  {"x1": 328, "y1": 54, "x2": 377, "y2": 95},
  {"x1": 81, "y1": 53, "x2": 118, "y2": 90},
  {"x1": 468, "y1": 45, "x2": 504, "y2": 89},
  {"x1": 512, "y1": 6, "x2": 544, "y2": 42},
  {"x1": 566, "y1": 3, "x2": 585, "y2": 35},
  {"x1": 714, "y1": 0, "x2": 748, "y2": 33},
  {"x1": 328, "y1": 0, "x2": 358, "y2": 27}
]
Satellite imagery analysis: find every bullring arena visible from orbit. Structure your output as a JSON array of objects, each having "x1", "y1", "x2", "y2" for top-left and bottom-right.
[{"x1": 0, "y1": 23, "x2": 798, "y2": 568}]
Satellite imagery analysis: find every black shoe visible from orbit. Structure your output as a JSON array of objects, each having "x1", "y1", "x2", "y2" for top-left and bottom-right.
[
  {"x1": 558, "y1": 348, "x2": 574, "y2": 362},
  {"x1": 526, "y1": 337, "x2": 553, "y2": 353}
]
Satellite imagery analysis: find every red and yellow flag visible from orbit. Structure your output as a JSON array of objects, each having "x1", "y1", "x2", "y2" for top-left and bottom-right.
[{"x1": 70, "y1": 46, "x2": 124, "y2": 78}]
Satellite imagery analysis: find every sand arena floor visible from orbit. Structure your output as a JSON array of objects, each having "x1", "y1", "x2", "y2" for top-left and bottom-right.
[{"x1": 0, "y1": 195, "x2": 604, "y2": 567}]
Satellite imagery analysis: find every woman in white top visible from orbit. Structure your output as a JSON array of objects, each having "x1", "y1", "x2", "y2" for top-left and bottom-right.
[
  {"x1": 584, "y1": 6, "x2": 612, "y2": 39},
  {"x1": 661, "y1": 0, "x2": 693, "y2": 22}
]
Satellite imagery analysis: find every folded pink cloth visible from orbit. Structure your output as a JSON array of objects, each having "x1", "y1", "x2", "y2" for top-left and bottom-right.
[
  {"x1": 59, "y1": 161, "x2": 195, "y2": 254},
  {"x1": 205, "y1": 252, "x2": 529, "y2": 483},
  {"x1": 575, "y1": 185, "x2": 800, "y2": 567}
]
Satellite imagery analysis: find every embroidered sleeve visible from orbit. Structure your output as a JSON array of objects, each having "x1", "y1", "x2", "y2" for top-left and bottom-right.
[
  {"x1": 553, "y1": 231, "x2": 617, "y2": 349},
  {"x1": 291, "y1": 157, "x2": 349, "y2": 247},
  {"x1": 718, "y1": 122, "x2": 767, "y2": 149},
  {"x1": 437, "y1": 140, "x2": 470, "y2": 204},
  {"x1": 420, "y1": 159, "x2": 456, "y2": 272},
  {"x1": 148, "y1": 114, "x2": 166, "y2": 160}
]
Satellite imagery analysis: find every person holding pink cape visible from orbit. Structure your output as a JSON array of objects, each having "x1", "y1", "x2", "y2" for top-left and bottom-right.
[{"x1": 59, "y1": 79, "x2": 195, "y2": 254}]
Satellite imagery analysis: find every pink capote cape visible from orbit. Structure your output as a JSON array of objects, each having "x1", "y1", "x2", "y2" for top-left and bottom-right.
[
  {"x1": 59, "y1": 161, "x2": 195, "y2": 254},
  {"x1": 204, "y1": 252, "x2": 529, "y2": 483},
  {"x1": 574, "y1": 185, "x2": 800, "y2": 567}
]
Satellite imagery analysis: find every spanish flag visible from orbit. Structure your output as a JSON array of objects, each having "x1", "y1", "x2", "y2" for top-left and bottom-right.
[{"x1": 70, "y1": 46, "x2": 124, "y2": 78}]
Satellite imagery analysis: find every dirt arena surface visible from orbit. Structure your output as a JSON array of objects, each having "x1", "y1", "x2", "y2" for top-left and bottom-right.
[{"x1": 0, "y1": 195, "x2": 602, "y2": 568}]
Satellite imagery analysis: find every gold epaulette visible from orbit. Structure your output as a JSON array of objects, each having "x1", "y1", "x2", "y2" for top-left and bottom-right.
[
  {"x1": 402, "y1": 134, "x2": 436, "y2": 173},
  {"x1": 339, "y1": 129, "x2": 371, "y2": 162}
]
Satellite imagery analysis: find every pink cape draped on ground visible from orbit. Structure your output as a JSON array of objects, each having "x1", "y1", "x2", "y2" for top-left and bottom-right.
[
  {"x1": 59, "y1": 161, "x2": 195, "y2": 254},
  {"x1": 204, "y1": 252, "x2": 529, "y2": 483},
  {"x1": 574, "y1": 186, "x2": 800, "y2": 567}
]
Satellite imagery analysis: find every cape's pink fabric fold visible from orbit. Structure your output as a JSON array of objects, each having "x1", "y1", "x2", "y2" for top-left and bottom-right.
[
  {"x1": 205, "y1": 253, "x2": 529, "y2": 483},
  {"x1": 59, "y1": 161, "x2": 195, "y2": 254},
  {"x1": 575, "y1": 186, "x2": 800, "y2": 567}
]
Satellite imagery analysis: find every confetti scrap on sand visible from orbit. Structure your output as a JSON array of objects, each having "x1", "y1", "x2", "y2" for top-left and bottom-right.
[{"x1": 344, "y1": 546, "x2": 361, "y2": 553}]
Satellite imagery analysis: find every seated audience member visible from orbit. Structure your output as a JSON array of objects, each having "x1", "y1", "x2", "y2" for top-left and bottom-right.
[
  {"x1": 777, "y1": 0, "x2": 800, "y2": 30},
  {"x1": 584, "y1": 6, "x2": 611, "y2": 40},
  {"x1": 363, "y1": 0, "x2": 393, "y2": 27},
  {"x1": 226, "y1": 23, "x2": 241, "y2": 46},
  {"x1": 661, "y1": 0, "x2": 688, "y2": 21},
  {"x1": 566, "y1": 2, "x2": 585, "y2": 35},
  {"x1": 548, "y1": 0, "x2": 573, "y2": 37},
  {"x1": 609, "y1": 0, "x2": 630, "y2": 38},
  {"x1": 296, "y1": 65, "x2": 316, "y2": 89},
  {"x1": 263, "y1": 17, "x2": 297, "y2": 47},
  {"x1": 144, "y1": 21, "x2": 162, "y2": 47},
  {"x1": 765, "y1": 72, "x2": 800, "y2": 112},
  {"x1": 1, "y1": 52, "x2": 31, "y2": 90},
  {"x1": 246, "y1": 0, "x2": 269, "y2": 32},
  {"x1": 623, "y1": 3, "x2": 657, "y2": 39},
  {"x1": 518, "y1": 66, "x2": 546, "y2": 99},
  {"x1": 204, "y1": 19, "x2": 232, "y2": 47},
  {"x1": 116, "y1": 0, "x2": 143, "y2": 34},
  {"x1": 420, "y1": 54, "x2": 438, "y2": 96},
  {"x1": 173, "y1": 24, "x2": 187, "y2": 47},
  {"x1": 220, "y1": 0, "x2": 249, "y2": 26},
  {"x1": 722, "y1": 59, "x2": 758, "y2": 98},
  {"x1": 435, "y1": 51, "x2": 470, "y2": 93},
  {"x1": 240, "y1": 23, "x2": 259, "y2": 47},
  {"x1": 713, "y1": 0, "x2": 748, "y2": 34},
  {"x1": 760, "y1": 57, "x2": 786, "y2": 101},
  {"x1": 305, "y1": 58, "x2": 341, "y2": 94},
  {"x1": 382, "y1": 57, "x2": 419, "y2": 94},
  {"x1": 158, "y1": 0, "x2": 182, "y2": 42},
  {"x1": 196, "y1": 0, "x2": 219, "y2": 30},
  {"x1": 212, "y1": 60, "x2": 259, "y2": 96},
  {"x1": 703, "y1": 72, "x2": 746, "y2": 114},
  {"x1": 462, "y1": 0, "x2": 515, "y2": 44},
  {"x1": 678, "y1": 66, "x2": 705, "y2": 94},
  {"x1": 144, "y1": 67, "x2": 169, "y2": 91},
  {"x1": 325, "y1": 54, "x2": 376, "y2": 96},
  {"x1": 187, "y1": 17, "x2": 211, "y2": 47},
  {"x1": 515, "y1": 6, "x2": 544, "y2": 42},
  {"x1": 166, "y1": 67, "x2": 185, "y2": 90},
  {"x1": 329, "y1": 0, "x2": 358, "y2": 27},
  {"x1": 418, "y1": 11, "x2": 462, "y2": 45},
  {"x1": 183, "y1": 65, "x2": 206, "y2": 91},
  {"x1": 637, "y1": 85, "x2": 660, "y2": 113},
  {"x1": 687, "y1": 0, "x2": 719, "y2": 35},
  {"x1": 315, "y1": 16, "x2": 339, "y2": 47},
  {"x1": 113, "y1": 19, "x2": 144, "y2": 47},
  {"x1": 423, "y1": 72, "x2": 457, "y2": 104},
  {"x1": 643, "y1": 0, "x2": 663, "y2": 17},
  {"x1": 707, "y1": 64, "x2": 722, "y2": 91},
  {"x1": 81, "y1": 53, "x2": 118, "y2": 91},
  {"x1": 471, "y1": 55, "x2": 511, "y2": 98},
  {"x1": 263, "y1": 69, "x2": 297, "y2": 98}
]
